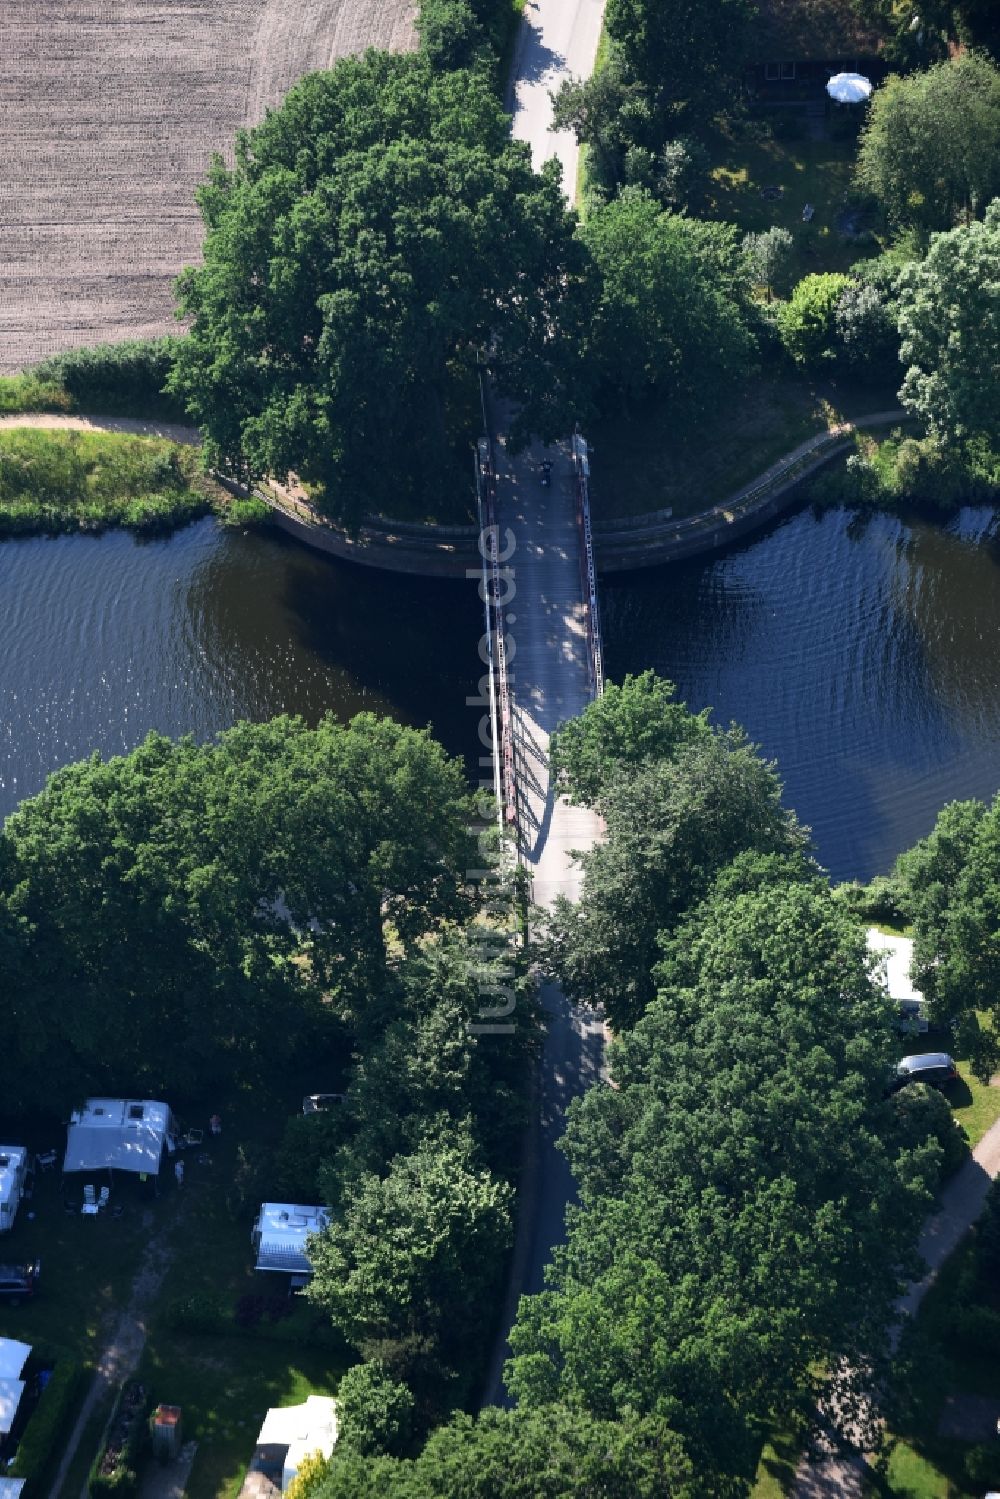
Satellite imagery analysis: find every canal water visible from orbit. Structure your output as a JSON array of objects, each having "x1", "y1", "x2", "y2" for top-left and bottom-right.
[{"x1": 1, "y1": 501, "x2": 999, "y2": 881}]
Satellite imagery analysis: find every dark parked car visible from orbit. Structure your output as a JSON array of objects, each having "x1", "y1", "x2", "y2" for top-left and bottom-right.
[
  {"x1": 301, "y1": 1093, "x2": 345, "y2": 1116},
  {"x1": 0, "y1": 1261, "x2": 40, "y2": 1305},
  {"x1": 892, "y1": 1052, "x2": 959, "y2": 1092}
]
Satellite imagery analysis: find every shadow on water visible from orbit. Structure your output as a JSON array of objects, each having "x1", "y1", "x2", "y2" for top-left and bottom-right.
[
  {"x1": 0, "y1": 519, "x2": 482, "y2": 822},
  {"x1": 2, "y1": 501, "x2": 999, "y2": 884}
]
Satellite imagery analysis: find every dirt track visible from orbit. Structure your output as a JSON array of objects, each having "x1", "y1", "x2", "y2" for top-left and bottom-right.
[{"x1": 0, "y1": 0, "x2": 417, "y2": 374}]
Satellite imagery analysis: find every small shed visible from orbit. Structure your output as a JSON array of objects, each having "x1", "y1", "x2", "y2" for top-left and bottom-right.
[
  {"x1": 248, "y1": 1396, "x2": 338, "y2": 1491},
  {"x1": 866, "y1": 928, "x2": 929, "y2": 1032},
  {"x1": 63, "y1": 1099, "x2": 178, "y2": 1177},
  {"x1": 252, "y1": 1203, "x2": 328, "y2": 1277},
  {"x1": 0, "y1": 1149, "x2": 28, "y2": 1233}
]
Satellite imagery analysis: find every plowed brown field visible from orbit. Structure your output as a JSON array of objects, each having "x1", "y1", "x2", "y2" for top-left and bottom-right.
[{"x1": 0, "y1": 0, "x2": 417, "y2": 372}]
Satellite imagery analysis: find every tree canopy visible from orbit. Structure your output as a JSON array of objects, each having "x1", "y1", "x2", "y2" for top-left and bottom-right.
[
  {"x1": 549, "y1": 670, "x2": 711, "y2": 807},
  {"x1": 896, "y1": 200, "x2": 1000, "y2": 450},
  {"x1": 169, "y1": 53, "x2": 592, "y2": 524},
  {"x1": 306, "y1": 1405, "x2": 695, "y2": 1498},
  {"x1": 508, "y1": 861, "x2": 939, "y2": 1487},
  {"x1": 579, "y1": 190, "x2": 755, "y2": 416},
  {"x1": 894, "y1": 793, "x2": 1000, "y2": 1053},
  {"x1": 545, "y1": 725, "x2": 806, "y2": 1032},
  {"x1": 856, "y1": 54, "x2": 1000, "y2": 231},
  {"x1": 0, "y1": 714, "x2": 474, "y2": 1108}
]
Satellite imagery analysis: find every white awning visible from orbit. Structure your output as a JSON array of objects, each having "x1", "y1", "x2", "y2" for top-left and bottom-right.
[
  {"x1": 0, "y1": 1378, "x2": 26, "y2": 1436},
  {"x1": 0, "y1": 1340, "x2": 31, "y2": 1380}
]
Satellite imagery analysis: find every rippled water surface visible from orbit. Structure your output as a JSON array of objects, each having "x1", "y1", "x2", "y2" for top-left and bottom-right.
[
  {"x1": 603, "y1": 504, "x2": 1000, "y2": 881},
  {"x1": 2, "y1": 504, "x2": 999, "y2": 881},
  {"x1": 0, "y1": 519, "x2": 481, "y2": 820}
]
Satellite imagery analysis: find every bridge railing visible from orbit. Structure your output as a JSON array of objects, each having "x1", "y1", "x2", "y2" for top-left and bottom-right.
[
  {"x1": 475, "y1": 437, "x2": 518, "y2": 833},
  {"x1": 572, "y1": 432, "x2": 605, "y2": 699}
]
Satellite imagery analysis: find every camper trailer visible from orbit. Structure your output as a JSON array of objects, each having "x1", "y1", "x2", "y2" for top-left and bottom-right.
[
  {"x1": 0, "y1": 1150, "x2": 29, "y2": 1235},
  {"x1": 252, "y1": 1203, "x2": 328, "y2": 1281}
]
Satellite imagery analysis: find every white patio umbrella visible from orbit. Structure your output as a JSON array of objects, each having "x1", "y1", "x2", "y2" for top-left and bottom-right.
[{"x1": 826, "y1": 72, "x2": 873, "y2": 104}]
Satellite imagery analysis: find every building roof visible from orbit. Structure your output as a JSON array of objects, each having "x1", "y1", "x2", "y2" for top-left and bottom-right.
[
  {"x1": 752, "y1": 0, "x2": 884, "y2": 60},
  {"x1": 255, "y1": 1396, "x2": 339, "y2": 1490},
  {"x1": 0, "y1": 1341, "x2": 31, "y2": 1381},
  {"x1": 63, "y1": 1099, "x2": 176, "y2": 1176},
  {"x1": 254, "y1": 1203, "x2": 329, "y2": 1275},
  {"x1": 0, "y1": 1379, "x2": 25, "y2": 1437},
  {"x1": 866, "y1": 929, "x2": 924, "y2": 1006},
  {"x1": 0, "y1": 1148, "x2": 27, "y2": 1209},
  {"x1": 0, "y1": 1481, "x2": 27, "y2": 1499}
]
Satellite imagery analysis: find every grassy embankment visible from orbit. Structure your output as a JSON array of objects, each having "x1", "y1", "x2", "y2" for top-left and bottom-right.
[
  {"x1": 588, "y1": 372, "x2": 904, "y2": 523},
  {"x1": 0, "y1": 428, "x2": 265, "y2": 538}
]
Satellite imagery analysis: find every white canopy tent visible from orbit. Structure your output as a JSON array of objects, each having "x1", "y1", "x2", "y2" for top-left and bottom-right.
[
  {"x1": 63, "y1": 1099, "x2": 178, "y2": 1176},
  {"x1": 0, "y1": 1148, "x2": 28, "y2": 1233},
  {"x1": 0, "y1": 1479, "x2": 27, "y2": 1499},
  {"x1": 826, "y1": 71, "x2": 873, "y2": 103}
]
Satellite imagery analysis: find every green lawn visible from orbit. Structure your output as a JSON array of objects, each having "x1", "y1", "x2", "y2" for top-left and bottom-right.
[
  {"x1": 0, "y1": 427, "x2": 232, "y2": 537},
  {"x1": 704, "y1": 123, "x2": 878, "y2": 280},
  {"x1": 587, "y1": 371, "x2": 903, "y2": 524},
  {"x1": 0, "y1": 1065, "x2": 354, "y2": 1499},
  {"x1": 917, "y1": 1024, "x2": 1000, "y2": 1152}
]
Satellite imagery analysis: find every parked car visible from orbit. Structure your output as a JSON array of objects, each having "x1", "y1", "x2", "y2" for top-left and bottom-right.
[
  {"x1": 301, "y1": 1094, "x2": 345, "y2": 1116},
  {"x1": 0, "y1": 1260, "x2": 40, "y2": 1305},
  {"x1": 892, "y1": 1053, "x2": 959, "y2": 1092}
]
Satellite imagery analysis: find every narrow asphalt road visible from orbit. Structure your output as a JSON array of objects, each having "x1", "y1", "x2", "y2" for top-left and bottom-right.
[
  {"x1": 507, "y1": 0, "x2": 605, "y2": 201},
  {"x1": 480, "y1": 0, "x2": 607, "y2": 1409},
  {"x1": 480, "y1": 433, "x2": 605, "y2": 1407}
]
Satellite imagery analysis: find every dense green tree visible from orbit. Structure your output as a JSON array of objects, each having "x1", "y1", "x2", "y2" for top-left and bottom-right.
[
  {"x1": 580, "y1": 190, "x2": 755, "y2": 416},
  {"x1": 510, "y1": 865, "x2": 939, "y2": 1486},
  {"x1": 305, "y1": 1127, "x2": 513, "y2": 1371},
  {"x1": 545, "y1": 729, "x2": 807, "y2": 1031},
  {"x1": 833, "y1": 252, "x2": 906, "y2": 380},
  {"x1": 856, "y1": 55, "x2": 1000, "y2": 231},
  {"x1": 741, "y1": 226, "x2": 795, "y2": 303},
  {"x1": 313, "y1": 1406, "x2": 695, "y2": 1498},
  {"x1": 0, "y1": 714, "x2": 474, "y2": 1106},
  {"x1": 336, "y1": 933, "x2": 539, "y2": 1189},
  {"x1": 778, "y1": 273, "x2": 852, "y2": 366},
  {"x1": 894, "y1": 794, "x2": 1000, "y2": 1042},
  {"x1": 895, "y1": 201, "x2": 1000, "y2": 449},
  {"x1": 607, "y1": 0, "x2": 755, "y2": 133},
  {"x1": 336, "y1": 1360, "x2": 415, "y2": 1457},
  {"x1": 549, "y1": 670, "x2": 710, "y2": 807},
  {"x1": 170, "y1": 54, "x2": 592, "y2": 524}
]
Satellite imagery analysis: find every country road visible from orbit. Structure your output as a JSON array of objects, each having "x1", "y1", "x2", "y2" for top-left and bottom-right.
[
  {"x1": 479, "y1": 0, "x2": 607, "y2": 1410},
  {"x1": 507, "y1": 0, "x2": 605, "y2": 199}
]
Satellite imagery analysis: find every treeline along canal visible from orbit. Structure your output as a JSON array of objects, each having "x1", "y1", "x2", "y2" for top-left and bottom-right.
[{"x1": 1, "y1": 499, "x2": 999, "y2": 881}]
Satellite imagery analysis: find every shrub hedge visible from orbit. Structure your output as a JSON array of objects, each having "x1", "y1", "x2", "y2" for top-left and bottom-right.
[
  {"x1": 10, "y1": 1361, "x2": 89, "y2": 1491},
  {"x1": 32, "y1": 339, "x2": 187, "y2": 422}
]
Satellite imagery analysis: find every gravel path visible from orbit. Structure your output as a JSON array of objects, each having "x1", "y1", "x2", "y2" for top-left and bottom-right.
[
  {"x1": 49, "y1": 1207, "x2": 181, "y2": 1499},
  {"x1": 0, "y1": 413, "x2": 200, "y2": 445},
  {"x1": 793, "y1": 1109, "x2": 1000, "y2": 1496}
]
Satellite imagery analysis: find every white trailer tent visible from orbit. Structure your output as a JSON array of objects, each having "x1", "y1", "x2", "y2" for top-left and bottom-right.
[
  {"x1": 866, "y1": 928, "x2": 929, "y2": 1032},
  {"x1": 247, "y1": 1395, "x2": 338, "y2": 1492},
  {"x1": 0, "y1": 1148, "x2": 28, "y2": 1233},
  {"x1": 252, "y1": 1203, "x2": 328, "y2": 1278},
  {"x1": 62, "y1": 1099, "x2": 178, "y2": 1178},
  {"x1": 0, "y1": 1339, "x2": 31, "y2": 1441}
]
